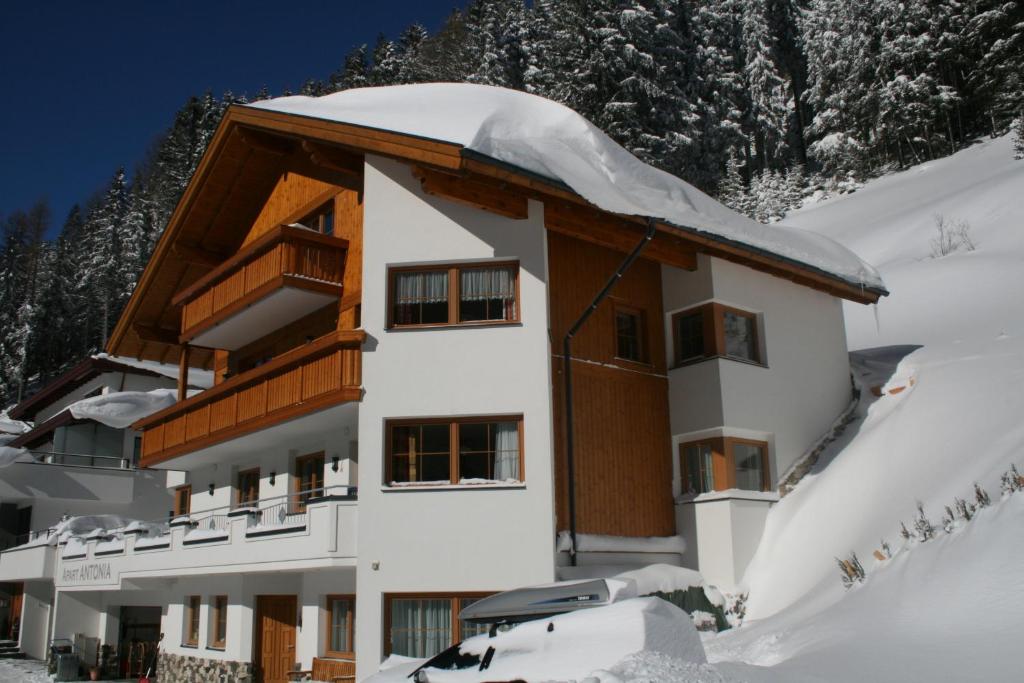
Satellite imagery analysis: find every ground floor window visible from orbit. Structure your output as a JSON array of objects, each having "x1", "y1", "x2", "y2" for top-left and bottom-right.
[
  {"x1": 384, "y1": 593, "x2": 492, "y2": 658},
  {"x1": 209, "y1": 595, "x2": 227, "y2": 649},
  {"x1": 679, "y1": 437, "x2": 770, "y2": 493},
  {"x1": 325, "y1": 595, "x2": 355, "y2": 657},
  {"x1": 183, "y1": 595, "x2": 200, "y2": 647}
]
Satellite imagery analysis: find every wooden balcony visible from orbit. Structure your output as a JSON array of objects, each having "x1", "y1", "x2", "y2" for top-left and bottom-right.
[
  {"x1": 136, "y1": 330, "x2": 363, "y2": 466},
  {"x1": 173, "y1": 224, "x2": 348, "y2": 350}
]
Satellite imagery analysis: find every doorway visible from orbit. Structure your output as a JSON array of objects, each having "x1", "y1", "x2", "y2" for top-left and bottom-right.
[
  {"x1": 118, "y1": 605, "x2": 161, "y2": 677},
  {"x1": 254, "y1": 595, "x2": 297, "y2": 683}
]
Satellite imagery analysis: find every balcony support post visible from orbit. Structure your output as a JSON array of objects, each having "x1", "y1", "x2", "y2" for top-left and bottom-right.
[{"x1": 178, "y1": 345, "x2": 191, "y2": 402}]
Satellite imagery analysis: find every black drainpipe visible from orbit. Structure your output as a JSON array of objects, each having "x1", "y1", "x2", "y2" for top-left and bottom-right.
[{"x1": 563, "y1": 217, "x2": 657, "y2": 566}]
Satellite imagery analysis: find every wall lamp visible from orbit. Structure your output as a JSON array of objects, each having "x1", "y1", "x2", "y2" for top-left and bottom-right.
[
  {"x1": 332, "y1": 456, "x2": 340, "y2": 473},
  {"x1": 208, "y1": 483, "x2": 215, "y2": 496},
  {"x1": 270, "y1": 471, "x2": 276, "y2": 486}
]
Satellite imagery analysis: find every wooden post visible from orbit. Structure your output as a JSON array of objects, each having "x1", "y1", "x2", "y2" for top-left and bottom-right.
[{"x1": 178, "y1": 345, "x2": 191, "y2": 402}]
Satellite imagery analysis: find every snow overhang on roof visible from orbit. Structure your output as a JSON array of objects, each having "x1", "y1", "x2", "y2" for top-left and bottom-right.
[
  {"x1": 247, "y1": 83, "x2": 887, "y2": 297},
  {"x1": 108, "y1": 84, "x2": 887, "y2": 368}
]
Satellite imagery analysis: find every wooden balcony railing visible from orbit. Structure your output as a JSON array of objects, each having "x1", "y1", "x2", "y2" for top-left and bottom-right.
[
  {"x1": 135, "y1": 330, "x2": 364, "y2": 466},
  {"x1": 173, "y1": 224, "x2": 349, "y2": 344}
]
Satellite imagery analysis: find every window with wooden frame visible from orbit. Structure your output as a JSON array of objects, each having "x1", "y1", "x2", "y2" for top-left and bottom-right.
[
  {"x1": 613, "y1": 303, "x2": 648, "y2": 364},
  {"x1": 679, "y1": 437, "x2": 770, "y2": 494},
  {"x1": 173, "y1": 485, "x2": 191, "y2": 517},
  {"x1": 294, "y1": 452, "x2": 325, "y2": 512},
  {"x1": 671, "y1": 303, "x2": 763, "y2": 367},
  {"x1": 386, "y1": 416, "x2": 524, "y2": 486},
  {"x1": 325, "y1": 595, "x2": 355, "y2": 657},
  {"x1": 388, "y1": 262, "x2": 519, "y2": 328},
  {"x1": 236, "y1": 468, "x2": 260, "y2": 508},
  {"x1": 384, "y1": 593, "x2": 492, "y2": 659},
  {"x1": 297, "y1": 201, "x2": 335, "y2": 234},
  {"x1": 183, "y1": 595, "x2": 201, "y2": 647},
  {"x1": 209, "y1": 595, "x2": 227, "y2": 649}
]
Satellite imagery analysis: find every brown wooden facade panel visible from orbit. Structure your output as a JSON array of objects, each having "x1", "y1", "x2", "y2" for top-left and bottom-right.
[
  {"x1": 176, "y1": 225, "x2": 348, "y2": 344},
  {"x1": 136, "y1": 331, "x2": 364, "y2": 467},
  {"x1": 245, "y1": 172, "x2": 337, "y2": 246},
  {"x1": 547, "y1": 232, "x2": 675, "y2": 537}
]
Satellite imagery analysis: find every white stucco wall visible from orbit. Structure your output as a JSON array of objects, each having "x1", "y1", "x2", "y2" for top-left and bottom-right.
[
  {"x1": 354, "y1": 156, "x2": 557, "y2": 676},
  {"x1": 662, "y1": 255, "x2": 852, "y2": 484},
  {"x1": 674, "y1": 495, "x2": 774, "y2": 589}
]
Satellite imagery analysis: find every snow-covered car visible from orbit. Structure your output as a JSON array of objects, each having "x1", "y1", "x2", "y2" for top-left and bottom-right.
[{"x1": 366, "y1": 596, "x2": 706, "y2": 683}]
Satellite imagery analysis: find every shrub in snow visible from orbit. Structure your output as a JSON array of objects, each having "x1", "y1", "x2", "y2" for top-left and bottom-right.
[
  {"x1": 1014, "y1": 116, "x2": 1024, "y2": 161},
  {"x1": 648, "y1": 588, "x2": 730, "y2": 632},
  {"x1": 913, "y1": 503, "x2": 936, "y2": 542},
  {"x1": 689, "y1": 610, "x2": 718, "y2": 632},
  {"x1": 725, "y1": 593, "x2": 747, "y2": 628},
  {"x1": 899, "y1": 521, "x2": 912, "y2": 541},
  {"x1": 975, "y1": 483, "x2": 991, "y2": 508},
  {"x1": 929, "y1": 214, "x2": 976, "y2": 258},
  {"x1": 1000, "y1": 464, "x2": 1023, "y2": 496},
  {"x1": 836, "y1": 552, "x2": 865, "y2": 588},
  {"x1": 879, "y1": 539, "x2": 892, "y2": 560}
]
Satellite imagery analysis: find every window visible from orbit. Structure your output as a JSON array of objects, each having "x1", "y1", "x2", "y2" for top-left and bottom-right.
[
  {"x1": 209, "y1": 595, "x2": 227, "y2": 649},
  {"x1": 681, "y1": 442, "x2": 715, "y2": 495},
  {"x1": 385, "y1": 594, "x2": 492, "y2": 658},
  {"x1": 294, "y1": 453, "x2": 325, "y2": 512},
  {"x1": 132, "y1": 436, "x2": 142, "y2": 465},
  {"x1": 236, "y1": 468, "x2": 260, "y2": 508},
  {"x1": 388, "y1": 262, "x2": 519, "y2": 328},
  {"x1": 387, "y1": 417, "x2": 523, "y2": 485},
  {"x1": 672, "y1": 303, "x2": 762, "y2": 366},
  {"x1": 614, "y1": 304, "x2": 647, "y2": 363},
  {"x1": 184, "y1": 595, "x2": 200, "y2": 646},
  {"x1": 173, "y1": 485, "x2": 191, "y2": 517},
  {"x1": 325, "y1": 595, "x2": 355, "y2": 656},
  {"x1": 298, "y1": 202, "x2": 334, "y2": 234},
  {"x1": 679, "y1": 437, "x2": 770, "y2": 494}
]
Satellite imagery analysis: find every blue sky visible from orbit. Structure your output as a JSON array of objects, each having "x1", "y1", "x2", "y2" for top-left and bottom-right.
[{"x1": 0, "y1": 0, "x2": 460, "y2": 234}]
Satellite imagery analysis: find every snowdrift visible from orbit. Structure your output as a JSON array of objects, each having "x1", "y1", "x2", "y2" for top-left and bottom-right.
[
  {"x1": 69, "y1": 388, "x2": 179, "y2": 428},
  {"x1": 248, "y1": 84, "x2": 883, "y2": 291},
  {"x1": 742, "y1": 134, "x2": 1024, "y2": 621}
]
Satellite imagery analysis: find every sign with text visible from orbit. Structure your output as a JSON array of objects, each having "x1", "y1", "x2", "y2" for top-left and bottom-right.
[{"x1": 58, "y1": 561, "x2": 117, "y2": 587}]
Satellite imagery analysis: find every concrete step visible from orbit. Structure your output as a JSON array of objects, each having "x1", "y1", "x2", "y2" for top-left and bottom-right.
[{"x1": 0, "y1": 650, "x2": 25, "y2": 658}]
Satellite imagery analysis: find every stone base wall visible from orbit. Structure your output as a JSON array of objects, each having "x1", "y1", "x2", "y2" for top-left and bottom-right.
[{"x1": 156, "y1": 652, "x2": 253, "y2": 682}]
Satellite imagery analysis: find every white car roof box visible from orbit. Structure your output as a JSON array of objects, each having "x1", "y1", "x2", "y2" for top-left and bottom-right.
[{"x1": 459, "y1": 578, "x2": 632, "y2": 624}]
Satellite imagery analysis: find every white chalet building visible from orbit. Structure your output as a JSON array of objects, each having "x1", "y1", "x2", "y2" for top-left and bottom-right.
[
  {"x1": 0, "y1": 355, "x2": 206, "y2": 662},
  {"x1": 30, "y1": 85, "x2": 885, "y2": 682}
]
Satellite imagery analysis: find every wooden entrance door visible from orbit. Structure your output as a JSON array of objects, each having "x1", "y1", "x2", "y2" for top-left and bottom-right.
[
  {"x1": 7, "y1": 583, "x2": 23, "y2": 641},
  {"x1": 254, "y1": 595, "x2": 297, "y2": 683}
]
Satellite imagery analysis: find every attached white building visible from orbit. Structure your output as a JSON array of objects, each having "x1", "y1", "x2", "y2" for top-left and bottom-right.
[
  {"x1": 0, "y1": 355, "x2": 205, "y2": 661},
  {"x1": 38, "y1": 85, "x2": 884, "y2": 682}
]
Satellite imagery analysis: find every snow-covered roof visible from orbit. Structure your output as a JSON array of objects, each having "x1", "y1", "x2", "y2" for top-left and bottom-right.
[
  {"x1": 94, "y1": 353, "x2": 214, "y2": 389},
  {"x1": 248, "y1": 83, "x2": 885, "y2": 292}
]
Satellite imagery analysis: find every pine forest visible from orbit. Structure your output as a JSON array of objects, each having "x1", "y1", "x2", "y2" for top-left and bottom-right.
[{"x1": 1, "y1": 0, "x2": 1021, "y2": 407}]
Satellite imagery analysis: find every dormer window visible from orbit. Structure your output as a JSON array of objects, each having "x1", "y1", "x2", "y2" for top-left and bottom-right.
[{"x1": 298, "y1": 202, "x2": 334, "y2": 234}]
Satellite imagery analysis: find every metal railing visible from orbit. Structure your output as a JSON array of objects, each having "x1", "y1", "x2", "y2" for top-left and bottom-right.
[{"x1": 27, "y1": 449, "x2": 132, "y2": 470}]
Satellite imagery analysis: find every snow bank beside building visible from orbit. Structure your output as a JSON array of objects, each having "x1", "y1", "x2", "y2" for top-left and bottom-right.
[{"x1": 248, "y1": 84, "x2": 883, "y2": 291}]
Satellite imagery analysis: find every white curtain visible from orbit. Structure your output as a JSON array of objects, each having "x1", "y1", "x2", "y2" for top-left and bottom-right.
[
  {"x1": 395, "y1": 270, "x2": 448, "y2": 304},
  {"x1": 390, "y1": 599, "x2": 451, "y2": 658},
  {"x1": 461, "y1": 267, "x2": 515, "y2": 310},
  {"x1": 493, "y1": 421, "x2": 520, "y2": 481}
]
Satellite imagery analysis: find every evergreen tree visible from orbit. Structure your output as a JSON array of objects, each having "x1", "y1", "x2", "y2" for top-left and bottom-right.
[
  {"x1": 329, "y1": 45, "x2": 369, "y2": 92},
  {"x1": 741, "y1": 0, "x2": 791, "y2": 171},
  {"x1": 1014, "y1": 114, "x2": 1024, "y2": 160}
]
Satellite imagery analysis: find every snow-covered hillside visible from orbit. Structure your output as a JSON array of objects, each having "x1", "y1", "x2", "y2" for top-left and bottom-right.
[{"x1": 699, "y1": 134, "x2": 1024, "y2": 681}]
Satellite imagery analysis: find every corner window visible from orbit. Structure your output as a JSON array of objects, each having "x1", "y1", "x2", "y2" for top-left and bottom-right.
[
  {"x1": 326, "y1": 595, "x2": 355, "y2": 657},
  {"x1": 614, "y1": 304, "x2": 647, "y2": 364},
  {"x1": 209, "y1": 595, "x2": 227, "y2": 649},
  {"x1": 184, "y1": 595, "x2": 200, "y2": 646},
  {"x1": 387, "y1": 417, "x2": 523, "y2": 486},
  {"x1": 672, "y1": 303, "x2": 763, "y2": 366},
  {"x1": 389, "y1": 263, "x2": 519, "y2": 328},
  {"x1": 385, "y1": 593, "x2": 492, "y2": 658},
  {"x1": 679, "y1": 437, "x2": 769, "y2": 493}
]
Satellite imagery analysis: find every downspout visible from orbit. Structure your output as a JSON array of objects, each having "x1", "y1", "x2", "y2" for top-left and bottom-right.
[{"x1": 562, "y1": 217, "x2": 657, "y2": 566}]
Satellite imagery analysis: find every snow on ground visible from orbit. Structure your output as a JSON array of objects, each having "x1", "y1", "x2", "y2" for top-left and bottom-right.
[
  {"x1": 0, "y1": 657, "x2": 49, "y2": 683},
  {"x1": 249, "y1": 84, "x2": 883, "y2": 291},
  {"x1": 694, "y1": 134, "x2": 1024, "y2": 682}
]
